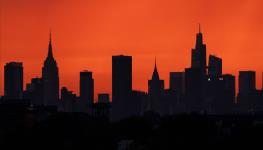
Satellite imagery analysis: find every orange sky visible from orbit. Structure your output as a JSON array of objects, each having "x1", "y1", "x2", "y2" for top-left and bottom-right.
[{"x1": 0, "y1": 0, "x2": 262, "y2": 100}]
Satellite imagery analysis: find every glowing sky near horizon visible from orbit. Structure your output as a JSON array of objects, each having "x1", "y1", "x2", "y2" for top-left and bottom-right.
[{"x1": 0, "y1": 0, "x2": 262, "y2": 99}]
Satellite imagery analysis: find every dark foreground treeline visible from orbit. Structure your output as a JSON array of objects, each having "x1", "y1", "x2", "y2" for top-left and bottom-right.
[{"x1": 1, "y1": 107, "x2": 263, "y2": 149}]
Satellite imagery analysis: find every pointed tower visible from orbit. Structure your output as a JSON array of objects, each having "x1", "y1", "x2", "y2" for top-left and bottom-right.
[
  {"x1": 147, "y1": 59, "x2": 164, "y2": 114},
  {"x1": 42, "y1": 31, "x2": 59, "y2": 106},
  {"x1": 191, "y1": 24, "x2": 207, "y2": 75},
  {"x1": 152, "y1": 58, "x2": 160, "y2": 80},
  {"x1": 148, "y1": 59, "x2": 164, "y2": 96}
]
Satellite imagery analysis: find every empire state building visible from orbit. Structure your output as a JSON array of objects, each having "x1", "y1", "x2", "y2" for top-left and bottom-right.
[{"x1": 42, "y1": 32, "x2": 59, "y2": 106}]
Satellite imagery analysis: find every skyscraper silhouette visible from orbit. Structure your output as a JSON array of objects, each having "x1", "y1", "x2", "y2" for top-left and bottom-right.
[
  {"x1": 191, "y1": 24, "x2": 207, "y2": 75},
  {"x1": 112, "y1": 55, "x2": 132, "y2": 120},
  {"x1": 42, "y1": 32, "x2": 59, "y2": 106},
  {"x1": 25, "y1": 77, "x2": 44, "y2": 105},
  {"x1": 80, "y1": 71, "x2": 94, "y2": 106},
  {"x1": 185, "y1": 25, "x2": 208, "y2": 112},
  {"x1": 148, "y1": 59, "x2": 164, "y2": 114},
  {"x1": 208, "y1": 55, "x2": 222, "y2": 77},
  {"x1": 4, "y1": 62, "x2": 23, "y2": 99},
  {"x1": 148, "y1": 59, "x2": 164, "y2": 97},
  {"x1": 238, "y1": 71, "x2": 258, "y2": 113},
  {"x1": 169, "y1": 72, "x2": 185, "y2": 96},
  {"x1": 61, "y1": 87, "x2": 77, "y2": 112},
  {"x1": 238, "y1": 71, "x2": 256, "y2": 94},
  {"x1": 222, "y1": 74, "x2": 236, "y2": 113}
]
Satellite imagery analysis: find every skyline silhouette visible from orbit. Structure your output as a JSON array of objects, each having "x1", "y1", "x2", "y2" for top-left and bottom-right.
[
  {"x1": 1, "y1": 0, "x2": 263, "y2": 97},
  {"x1": 1, "y1": 1, "x2": 263, "y2": 148},
  {"x1": 1, "y1": 27, "x2": 263, "y2": 120},
  {"x1": 2, "y1": 24, "x2": 263, "y2": 98}
]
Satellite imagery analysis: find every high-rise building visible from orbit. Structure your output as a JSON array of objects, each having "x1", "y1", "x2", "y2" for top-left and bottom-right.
[
  {"x1": 80, "y1": 71, "x2": 94, "y2": 105},
  {"x1": 61, "y1": 87, "x2": 77, "y2": 112},
  {"x1": 191, "y1": 25, "x2": 207, "y2": 75},
  {"x1": 112, "y1": 55, "x2": 132, "y2": 120},
  {"x1": 25, "y1": 77, "x2": 44, "y2": 105},
  {"x1": 94, "y1": 93, "x2": 111, "y2": 118},
  {"x1": 223, "y1": 74, "x2": 236, "y2": 101},
  {"x1": 185, "y1": 67, "x2": 206, "y2": 112},
  {"x1": 208, "y1": 55, "x2": 222, "y2": 77},
  {"x1": 4, "y1": 62, "x2": 23, "y2": 99},
  {"x1": 148, "y1": 60, "x2": 164, "y2": 114},
  {"x1": 238, "y1": 71, "x2": 256, "y2": 94},
  {"x1": 42, "y1": 32, "x2": 59, "y2": 106},
  {"x1": 169, "y1": 72, "x2": 185, "y2": 96},
  {"x1": 148, "y1": 60, "x2": 164, "y2": 96}
]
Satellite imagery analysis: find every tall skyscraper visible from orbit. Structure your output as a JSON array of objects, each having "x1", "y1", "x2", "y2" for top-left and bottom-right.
[
  {"x1": 148, "y1": 60, "x2": 164, "y2": 96},
  {"x1": 191, "y1": 25, "x2": 207, "y2": 75},
  {"x1": 112, "y1": 55, "x2": 132, "y2": 120},
  {"x1": 223, "y1": 74, "x2": 236, "y2": 100},
  {"x1": 169, "y1": 72, "x2": 185, "y2": 96},
  {"x1": 238, "y1": 71, "x2": 256, "y2": 94},
  {"x1": 42, "y1": 32, "x2": 59, "y2": 106},
  {"x1": 4, "y1": 62, "x2": 23, "y2": 99},
  {"x1": 185, "y1": 67, "x2": 206, "y2": 112},
  {"x1": 148, "y1": 60, "x2": 165, "y2": 114},
  {"x1": 208, "y1": 55, "x2": 222, "y2": 77},
  {"x1": 80, "y1": 71, "x2": 94, "y2": 105}
]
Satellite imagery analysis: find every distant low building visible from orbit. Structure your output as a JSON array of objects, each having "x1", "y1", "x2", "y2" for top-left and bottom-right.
[
  {"x1": 61, "y1": 87, "x2": 77, "y2": 113},
  {"x1": 98, "y1": 93, "x2": 110, "y2": 104}
]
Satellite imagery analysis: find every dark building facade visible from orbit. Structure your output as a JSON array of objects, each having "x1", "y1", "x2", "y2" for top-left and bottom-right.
[
  {"x1": 169, "y1": 72, "x2": 185, "y2": 96},
  {"x1": 237, "y1": 71, "x2": 257, "y2": 113},
  {"x1": 80, "y1": 71, "x2": 94, "y2": 105},
  {"x1": 238, "y1": 71, "x2": 256, "y2": 94},
  {"x1": 191, "y1": 25, "x2": 207, "y2": 75},
  {"x1": 148, "y1": 60, "x2": 165, "y2": 115},
  {"x1": 185, "y1": 67, "x2": 207, "y2": 112},
  {"x1": 42, "y1": 33, "x2": 59, "y2": 106},
  {"x1": 61, "y1": 87, "x2": 77, "y2": 113},
  {"x1": 98, "y1": 93, "x2": 110, "y2": 103},
  {"x1": 4, "y1": 62, "x2": 23, "y2": 99},
  {"x1": 184, "y1": 25, "x2": 209, "y2": 113},
  {"x1": 24, "y1": 77, "x2": 44, "y2": 105},
  {"x1": 112, "y1": 55, "x2": 132, "y2": 120},
  {"x1": 148, "y1": 61, "x2": 164, "y2": 97},
  {"x1": 208, "y1": 55, "x2": 222, "y2": 77},
  {"x1": 223, "y1": 74, "x2": 236, "y2": 103}
]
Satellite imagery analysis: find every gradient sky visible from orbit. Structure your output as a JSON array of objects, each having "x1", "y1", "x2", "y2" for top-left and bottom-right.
[{"x1": 1, "y1": 0, "x2": 262, "y2": 100}]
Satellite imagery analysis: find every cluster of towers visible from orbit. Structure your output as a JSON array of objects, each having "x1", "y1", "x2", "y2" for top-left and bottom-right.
[{"x1": 2, "y1": 27, "x2": 263, "y2": 121}]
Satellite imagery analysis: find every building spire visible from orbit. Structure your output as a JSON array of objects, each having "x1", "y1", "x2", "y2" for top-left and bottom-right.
[
  {"x1": 48, "y1": 29, "x2": 53, "y2": 58},
  {"x1": 199, "y1": 23, "x2": 201, "y2": 33},
  {"x1": 154, "y1": 57, "x2": 157, "y2": 70},
  {"x1": 195, "y1": 24, "x2": 203, "y2": 47},
  {"x1": 152, "y1": 58, "x2": 160, "y2": 80},
  {"x1": 49, "y1": 28, "x2": 52, "y2": 44}
]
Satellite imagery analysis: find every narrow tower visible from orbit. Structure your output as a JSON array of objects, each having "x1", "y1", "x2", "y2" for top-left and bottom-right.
[
  {"x1": 191, "y1": 24, "x2": 207, "y2": 75},
  {"x1": 42, "y1": 31, "x2": 59, "y2": 106}
]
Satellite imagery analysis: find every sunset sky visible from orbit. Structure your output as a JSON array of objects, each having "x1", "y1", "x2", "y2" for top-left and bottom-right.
[{"x1": 0, "y1": 0, "x2": 262, "y2": 100}]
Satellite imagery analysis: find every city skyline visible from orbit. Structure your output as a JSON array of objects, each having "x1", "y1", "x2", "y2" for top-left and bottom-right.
[
  {"x1": 1, "y1": 27, "x2": 263, "y2": 99},
  {"x1": 1, "y1": 0, "x2": 263, "y2": 98}
]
